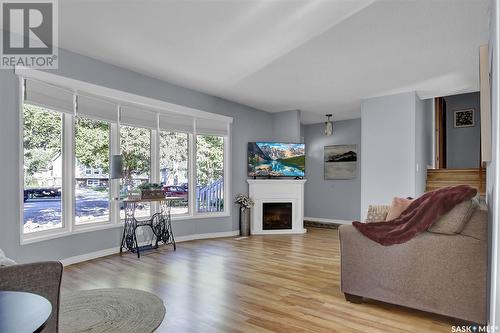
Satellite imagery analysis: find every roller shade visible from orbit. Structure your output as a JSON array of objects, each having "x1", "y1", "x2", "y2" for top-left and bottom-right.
[
  {"x1": 159, "y1": 112, "x2": 194, "y2": 133},
  {"x1": 77, "y1": 94, "x2": 118, "y2": 123},
  {"x1": 120, "y1": 105, "x2": 157, "y2": 129},
  {"x1": 196, "y1": 118, "x2": 229, "y2": 136},
  {"x1": 22, "y1": 77, "x2": 233, "y2": 134},
  {"x1": 25, "y1": 79, "x2": 74, "y2": 114}
]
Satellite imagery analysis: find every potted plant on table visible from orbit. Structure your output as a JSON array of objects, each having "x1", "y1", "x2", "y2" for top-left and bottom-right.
[
  {"x1": 137, "y1": 183, "x2": 164, "y2": 200},
  {"x1": 234, "y1": 193, "x2": 254, "y2": 237}
]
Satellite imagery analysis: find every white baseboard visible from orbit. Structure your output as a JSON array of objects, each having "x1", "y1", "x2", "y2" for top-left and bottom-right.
[
  {"x1": 60, "y1": 230, "x2": 240, "y2": 266},
  {"x1": 304, "y1": 217, "x2": 351, "y2": 225}
]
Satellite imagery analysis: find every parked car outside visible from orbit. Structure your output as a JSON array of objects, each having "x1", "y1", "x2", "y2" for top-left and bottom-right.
[
  {"x1": 24, "y1": 187, "x2": 61, "y2": 202},
  {"x1": 162, "y1": 185, "x2": 188, "y2": 200}
]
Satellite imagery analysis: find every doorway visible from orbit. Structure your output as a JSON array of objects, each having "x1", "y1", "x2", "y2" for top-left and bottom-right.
[
  {"x1": 434, "y1": 92, "x2": 482, "y2": 169},
  {"x1": 429, "y1": 92, "x2": 485, "y2": 195}
]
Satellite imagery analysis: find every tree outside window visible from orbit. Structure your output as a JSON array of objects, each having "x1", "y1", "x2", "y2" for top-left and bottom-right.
[{"x1": 23, "y1": 104, "x2": 63, "y2": 233}]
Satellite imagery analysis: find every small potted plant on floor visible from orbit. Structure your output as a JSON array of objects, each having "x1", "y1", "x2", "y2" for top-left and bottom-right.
[
  {"x1": 235, "y1": 193, "x2": 254, "y2": 237},
  {"x1": 137, "y1": 183, "x2": 164, "y2": 200}
]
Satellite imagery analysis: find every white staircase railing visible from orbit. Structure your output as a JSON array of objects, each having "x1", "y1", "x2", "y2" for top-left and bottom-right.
[{"x1": 196, "y1": 178, "x2": 224, "y2": 212}]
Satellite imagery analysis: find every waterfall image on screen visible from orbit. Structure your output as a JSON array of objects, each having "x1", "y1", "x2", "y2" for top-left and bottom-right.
[{"x1": 248, "y1": 142, "x2": 305, "y2": 177}]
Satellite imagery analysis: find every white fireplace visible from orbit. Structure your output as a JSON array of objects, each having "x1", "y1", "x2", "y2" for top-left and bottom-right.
[{"x1": 247, "y1": 179, "x2": 307, "y2": 235}]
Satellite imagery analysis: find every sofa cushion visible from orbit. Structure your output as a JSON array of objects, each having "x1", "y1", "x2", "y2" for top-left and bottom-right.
[
  {"x1": 427, "y1": 197, "x2": 479, "y2": 235},
  {"x1": 386, "y1": 197, "x2": 413, "y2": 221},
  {"x1": 0, "y1": 249, "x2": 16, "y2": 267},
  {"x1": 460, "y1": 203, "x2": 487, "y2": 240},
  {"x1": 366, "y1": 205, "x2": 390, "y2": 222}
]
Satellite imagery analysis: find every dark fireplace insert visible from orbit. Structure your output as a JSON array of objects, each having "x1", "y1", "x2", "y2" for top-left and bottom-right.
[{"x1": 263, "y1": 202, "x2": 292, "y2": 230}]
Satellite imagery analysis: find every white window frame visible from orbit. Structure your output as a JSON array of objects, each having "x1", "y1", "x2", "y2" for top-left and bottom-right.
[
  {"x1": 118, "y1": 123, "x2": 153, "y2": 220},
  {"x1": 17, "y1": 68, "x2": 232, "y2": 245},
  {"x1": 74, "y1": 115, "x2": 112, "y2": 228},
  {"x1": 158, "y1": 129, "x2": 191, "y2": 217},
  {"x1": 193, "y1": 133, "x2": 230, "y2": 218}
]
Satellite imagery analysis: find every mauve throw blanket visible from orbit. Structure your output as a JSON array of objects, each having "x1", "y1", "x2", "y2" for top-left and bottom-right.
[{"x1": 352, "y1": 185, "x2": 477, "y2": 246}]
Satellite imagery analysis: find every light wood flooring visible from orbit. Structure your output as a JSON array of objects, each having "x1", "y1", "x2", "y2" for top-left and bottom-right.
[{"x1": 62, "y1": 227, "x2": 454, "y2": 332}]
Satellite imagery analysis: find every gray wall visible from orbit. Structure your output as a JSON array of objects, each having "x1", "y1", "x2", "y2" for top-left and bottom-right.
[
  {"x1": 303, "y1": 119, "x2": 361, "y2": 221},
  {"x1": 445, "y1": 92, "x2": 481, "y2": 168},
  {"x1": 0, "y1": 48, "x2": 274, "y2": 263},
  {"x1": 272, "y1": 110, "x2": 301, "y2": 142},
  {"x1": 361, "y1": 92, "x2": 418, "y2": 218}
]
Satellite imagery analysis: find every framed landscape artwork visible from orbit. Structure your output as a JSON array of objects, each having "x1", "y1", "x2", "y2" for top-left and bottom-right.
[
  {"x1": 454, "y1": 109, "x2": 475, "y2": 128},
  {"x1": 324, "y1": 144, "x2": 357, "y2": 180}
]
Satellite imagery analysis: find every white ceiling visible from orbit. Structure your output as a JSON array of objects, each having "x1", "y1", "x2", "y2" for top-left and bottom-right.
[{"x1": 59, "y1": 0, "x2": 490, "y2": 124}]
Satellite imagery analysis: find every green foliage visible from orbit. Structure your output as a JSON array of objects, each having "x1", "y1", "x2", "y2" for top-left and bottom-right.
[
  {"x1": 23, "y1": 104, "x2": 225, "y2": 190},
  {"x1": 120, "y1": 125, "x2": 151, "y2": 185},
  {"x1": 278, "y1": 155, "x2": 305, "y2": 169},
  {"x1": 23, "y1": 104, "x2": 62, "y2": 183},
  {"x1": 196, "y1": 135, "x2": 224, "y2": 187},
  {"x1": 160, "y1": 131, "x2": 188, "y2": 183},
  {"x1": 160, "y1": 132, "x2": 188, "y2": 169},
  {"x1": 75, "y1": 117, "x2": 109, "y2": 172},
  {"x1": 137, "y1": 182, "x2": 161, "y2": 190}
]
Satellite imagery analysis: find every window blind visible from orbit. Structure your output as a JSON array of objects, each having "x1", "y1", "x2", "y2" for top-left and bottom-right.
[
  {"x1": 196, "y1": 118, "x2": 229, "y2": 136},
  {"x1": 159, "y1": 112, "x2": 194, "y2": 133},
  {"x1": 24, "y1": 79, "x2": 74, "y2": 114},
  {"x1": 120, "y1": 105, "x2": 157, "y2": 129},
  {"x1": 77, "y1": 94, "x2": 118, "y2": 123},
  {"x1": 24, "y1": 79, "x2": 232, "y2": 135}
]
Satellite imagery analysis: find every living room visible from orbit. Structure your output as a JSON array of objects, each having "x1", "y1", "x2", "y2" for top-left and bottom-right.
[{"x1": 1, "y1": 0, "x2": 500, "y2": 332}]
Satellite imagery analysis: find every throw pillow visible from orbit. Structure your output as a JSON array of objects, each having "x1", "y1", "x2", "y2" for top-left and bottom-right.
[
  {"x1": 385, "y1": 197, "x2": 414, "y2": 221},
  {"x1": 365, "y1": 205, "x2": 391, "y2": 222},
  {"x1": 0, "y1": 248, "x2": 16, "y2": 267},
  {"x1": 427, "y1": 197, "x2": 480, "y2": 235}
]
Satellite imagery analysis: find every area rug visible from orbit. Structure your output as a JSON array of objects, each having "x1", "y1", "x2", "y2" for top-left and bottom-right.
[{"x1": 60, "y1": 288, "x2": 165, "y2": 333}]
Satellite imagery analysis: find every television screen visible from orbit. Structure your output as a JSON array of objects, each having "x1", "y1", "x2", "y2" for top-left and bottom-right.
[{"x1": 248, "y1": 142, "x2": 305, "y2": 177}]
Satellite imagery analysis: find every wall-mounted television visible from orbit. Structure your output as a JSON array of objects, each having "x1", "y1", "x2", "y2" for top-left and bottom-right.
[{"x1": 248, "y1": 142, "x2": 305, "y2": 178}]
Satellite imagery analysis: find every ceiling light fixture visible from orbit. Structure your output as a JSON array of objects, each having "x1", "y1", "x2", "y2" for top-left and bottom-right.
[{"x1": 324, "y1": 114, "x2": 333, "y2": 136}]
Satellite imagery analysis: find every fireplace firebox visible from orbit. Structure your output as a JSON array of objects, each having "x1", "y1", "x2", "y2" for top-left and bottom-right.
[{"x1": 263, "y1": 202, "x2": 293, "y2": 230}]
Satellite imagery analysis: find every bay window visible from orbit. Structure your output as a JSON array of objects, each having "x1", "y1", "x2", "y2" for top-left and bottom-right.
[
  {"x1": 23, "y1": 104, "x2": 63, "y2": 233},
  {"x1": 120, "y1": 125, "x2": 151, "y2": 218},
  {"x1": 19, "y1": 71, "x2": 232, "y2": 244},
  {"x1": 160, "y1": 131, "x2": 189, "y2": 215},
  {"x1": 74, "y1": 117, "x2": 110, "y2": 225},
  {"x1": 196, "y1": 135, "x2": 225, "y2": 213}
]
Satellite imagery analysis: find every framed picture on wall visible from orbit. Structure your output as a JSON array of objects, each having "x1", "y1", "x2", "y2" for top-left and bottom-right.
[
  {"x1": 454, "y1": 109, "x2": 475, "y2": 128},
  {"x1": 324, "y1": 144, "x2": 357, "y2": 180}
]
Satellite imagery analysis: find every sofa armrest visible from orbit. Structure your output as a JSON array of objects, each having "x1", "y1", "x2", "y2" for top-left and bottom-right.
[
  {"x1": 338, "y1": 225, "x2": 487, "y2": 323},
  {"x1": 0, "y1": 261, "x2": 63, "y2": 332}
]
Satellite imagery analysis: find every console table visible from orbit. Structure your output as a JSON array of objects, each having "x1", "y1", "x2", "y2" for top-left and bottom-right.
[{"x1": 120, "y1": 197, "x2": 182, "y2": 258}]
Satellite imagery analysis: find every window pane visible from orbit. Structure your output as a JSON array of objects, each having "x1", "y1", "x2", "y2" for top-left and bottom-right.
[
  {"x1": 160, "y1": 132, "x2": 189, "y2": 214},
  {"x1": 75, "y1": 117, "x2": 110, "y2": 225},
  {"x1": 23, "y1": 104, "x2": 63, "y2": 233},
  {"x1": 196, "y1": 135, "x2": 224, "y2": 213},
  {"x1": 120, "y1": 125, "x2": 151, "y2": 218}
]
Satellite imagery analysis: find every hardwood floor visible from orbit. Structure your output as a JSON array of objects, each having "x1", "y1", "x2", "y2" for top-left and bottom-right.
[{"x1": 62, "y1": 227, "x2": 454, "y2": 332}]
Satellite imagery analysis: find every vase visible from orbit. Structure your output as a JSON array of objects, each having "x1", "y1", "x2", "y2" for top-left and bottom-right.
[{"x1": 240, "y1": 207, "x2": 250, "y2": 236}]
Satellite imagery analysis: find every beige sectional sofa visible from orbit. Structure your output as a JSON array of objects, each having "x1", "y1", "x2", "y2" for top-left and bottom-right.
[{"x1": 338, "y1": 205, "x2": 487, "y2": 324}]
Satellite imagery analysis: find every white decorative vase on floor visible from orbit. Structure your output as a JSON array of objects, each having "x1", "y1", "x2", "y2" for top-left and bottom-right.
[{"x1": 240, "y1": 207, "x2": 250, "y2": 236}]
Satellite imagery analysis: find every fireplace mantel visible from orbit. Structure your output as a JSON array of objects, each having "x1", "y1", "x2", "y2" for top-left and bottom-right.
[{"x1": 247, "y1": 179, "x2": 307, "y2": 235}]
